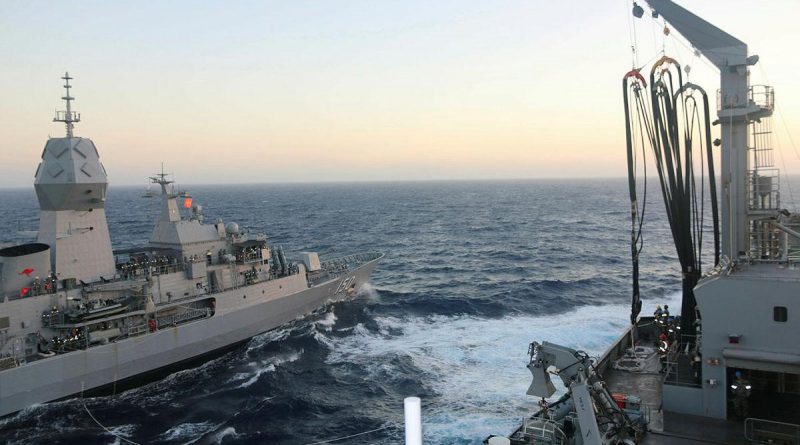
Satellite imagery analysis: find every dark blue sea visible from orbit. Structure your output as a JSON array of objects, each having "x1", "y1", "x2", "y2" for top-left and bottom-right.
[{"x1": 0, "y1": 179, "x2": 682, "y2": 444}]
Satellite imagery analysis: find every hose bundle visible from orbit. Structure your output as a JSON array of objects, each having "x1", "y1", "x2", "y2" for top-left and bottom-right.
[{"x1": 623, "y1": 57, "x2": 720, "y2": 338}]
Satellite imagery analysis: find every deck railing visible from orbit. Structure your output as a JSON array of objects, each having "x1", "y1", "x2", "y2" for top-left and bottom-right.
[
  {"x1": 320, "y1": 252, "x2": 382, "y2": 272},
  {"x1": 662, "y1": 334, "x2": 702, "y2": 388},
  {"x1": 745, "y1": 418, "x2": 800, "y2": 445}
]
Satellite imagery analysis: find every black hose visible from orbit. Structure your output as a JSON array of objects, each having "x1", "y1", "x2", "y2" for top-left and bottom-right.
[{"x1": 623, "y1": 60, "x2": 719, "y2": 340}]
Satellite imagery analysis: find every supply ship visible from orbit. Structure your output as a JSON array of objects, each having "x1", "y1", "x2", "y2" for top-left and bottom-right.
[
  {"x1": 0, "y1": 76, "x2": 382, "y2": 417},
  {"x1": 487, "y1": 1, "x2": 799, "y2": 444}
]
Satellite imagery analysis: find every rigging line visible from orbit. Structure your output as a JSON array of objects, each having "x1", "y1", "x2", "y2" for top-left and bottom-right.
[
  {"x1": 81, "y1": 383, "x2": 141, "y2": 445},
  {"x1": 773, "y1": 121, "x2": 797, "y2": 209},
  {"x1": 302, "y1": 423, "x2": 398, "y2": 445},
  {"x1": 775, "y1": 105, "x2": 800, "y2": 163},
  {"x1": 667, "y1": 32, "x2": 718, "y2": 73},
  {"x1": 649, "y1": 10, "x2": 658, "y2": 56},
  {"x1": 625, "y1": 0, "x2": 638, "y2": 68}
]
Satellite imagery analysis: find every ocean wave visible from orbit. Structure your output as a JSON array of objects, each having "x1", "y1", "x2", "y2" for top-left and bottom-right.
[
  {"x1": 228, "y1": 349, "x2": 303, "y2": 389},
  {"x1": 324, "y1": 291, "x2": 683, "y2": 443},
  {"x1": 156, "y1": 421, "x2": 219, "y2": 442}
]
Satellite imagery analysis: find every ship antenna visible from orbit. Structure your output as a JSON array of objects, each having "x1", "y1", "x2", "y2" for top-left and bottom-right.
[{"x1": 53, "y1": 72, "x2": 81, "y2": 138}]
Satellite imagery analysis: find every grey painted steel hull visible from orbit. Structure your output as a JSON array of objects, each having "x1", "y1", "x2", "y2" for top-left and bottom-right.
[{"x1": 0, "y1": 257, "x2": 380, "y2": 418}]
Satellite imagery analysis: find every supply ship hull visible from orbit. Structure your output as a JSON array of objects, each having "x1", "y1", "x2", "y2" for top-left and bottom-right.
[
  {"x1": 489, "y1": 1, "x2": 800, "y2": 443},
  {"x1": 0, "y1": 254, "x2": 381, "y2": 418}
]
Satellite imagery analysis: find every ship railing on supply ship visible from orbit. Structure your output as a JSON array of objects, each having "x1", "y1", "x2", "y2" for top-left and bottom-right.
[
  {"x1": 745, "y1": 418, "x2": 800, "y2": 445},
  {"x1": 717, "y1": 84, "x2": 774, "y2": 113},
  {"x1": 747, "y1": 169, "x2": 780, "y2": 213},
  {"x1": 662, "y1": 334, "x2": 702, "y2": 388},
  {"x1": 511, "y1": 417, "x2": 567, "y2": 445}
]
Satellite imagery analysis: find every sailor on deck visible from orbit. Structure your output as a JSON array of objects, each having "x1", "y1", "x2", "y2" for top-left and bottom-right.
[
  {"x1": 731, "y1": 371, "x2": 752, "y2": 419},
  {"x1": 654, "y1": 305, "x2": 663, "y2": 318}
]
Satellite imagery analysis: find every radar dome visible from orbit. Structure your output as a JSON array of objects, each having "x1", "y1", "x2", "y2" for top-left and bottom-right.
[{"x1": 225, "y1": 222, "x2": 240, "y2": 235}]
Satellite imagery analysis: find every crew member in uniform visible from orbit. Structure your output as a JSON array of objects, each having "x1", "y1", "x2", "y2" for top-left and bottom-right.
[
  {"x1": 654, "y1": 305, "x2": 663, "y2": 318},
  {"x1": 731, "y1": 370, "x2": 752, "y2": 419}
]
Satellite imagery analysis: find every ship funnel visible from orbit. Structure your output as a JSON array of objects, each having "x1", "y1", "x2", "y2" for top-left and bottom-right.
[{"x1": 0, "y1": 243, "x2": 51, "y2": 298}]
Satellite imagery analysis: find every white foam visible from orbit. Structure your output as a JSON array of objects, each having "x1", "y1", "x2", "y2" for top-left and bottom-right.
[
  {"x1": 248, "y1": 326, "x2": 293, "y2": 352},
  {"x1": 157, "y1": 421, "x2": 218, "y2": 441},
  {"x1": 314, "y1": 310, "x2": 338, "y2": 331},
  {"x1": 227, "y1": 350, "x2": 303, "y2": 389},
  {"x1": 357, "y1": 282, "x2": 379, "y2": 300},
  {"x1": 325, "y1": 292, "x2": 682, "y2": 442},
  {"x1": 105, "y1": 424, "x2": 136, "y2": 444},
  {"x1": 213, "y1": 426, "x2": 239, "y2": 443}
]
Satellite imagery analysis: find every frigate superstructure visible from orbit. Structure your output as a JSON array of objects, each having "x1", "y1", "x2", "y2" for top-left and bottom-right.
[
  {"x1": 488, "y1": 1, "x2": 799, "y2": 444},
  {"x1": 0, "y1": 75, "x2": 382, "y2": 418}
]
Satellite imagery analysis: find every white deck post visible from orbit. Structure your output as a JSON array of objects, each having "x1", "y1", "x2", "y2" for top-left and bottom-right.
[{"x1": 404, "y1": 396, "x2": 422, "y2": 445}]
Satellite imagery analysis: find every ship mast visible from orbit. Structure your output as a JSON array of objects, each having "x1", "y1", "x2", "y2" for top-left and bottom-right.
[
  {"x1": 53, "y1": 72, "x2": 81, "y2": 138},
  {"x1": 150, "y1": 164, "x2": 182, "y2": 223}
]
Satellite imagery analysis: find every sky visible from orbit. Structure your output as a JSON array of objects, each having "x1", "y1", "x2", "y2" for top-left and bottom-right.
[{"x1": 2, "y1": 0, "x2": 800, "y2": 187}]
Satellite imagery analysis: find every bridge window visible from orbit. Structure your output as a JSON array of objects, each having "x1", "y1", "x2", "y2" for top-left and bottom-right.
[{"x1": 774, "y1": 306, "x2": 788, "y2": 322}]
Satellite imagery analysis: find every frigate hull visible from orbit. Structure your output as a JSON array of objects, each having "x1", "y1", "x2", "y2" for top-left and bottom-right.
[{"x1": 0, "y1": 257, "x2": 380, "y2": 418}]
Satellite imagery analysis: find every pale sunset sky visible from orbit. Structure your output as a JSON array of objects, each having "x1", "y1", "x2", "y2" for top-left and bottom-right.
[{"x1": 2, "y1": 0, "x2": 799, "y2": 186}]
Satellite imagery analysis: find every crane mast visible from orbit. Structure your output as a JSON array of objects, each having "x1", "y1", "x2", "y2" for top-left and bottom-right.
[{"x1": 644, "y1": 0, "x2": 775, "y2": 262}]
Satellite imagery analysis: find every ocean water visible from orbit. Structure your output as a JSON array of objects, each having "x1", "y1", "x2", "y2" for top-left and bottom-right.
[{"x1": 0, "y1": 179, "x2": 683, "y2": 444}]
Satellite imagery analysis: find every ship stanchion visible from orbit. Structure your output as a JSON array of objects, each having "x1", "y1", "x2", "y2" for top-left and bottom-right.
[{"x1": 404, "y1": 396, "x2": 422, "y2": 445}]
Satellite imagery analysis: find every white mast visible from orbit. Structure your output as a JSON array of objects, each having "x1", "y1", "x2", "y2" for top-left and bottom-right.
[
  {"x1": 53, "y1": 72, "x2": 81, "y2": 138},
  {"x1": 150, "y1": 164, "x2": 182, "y2": 223}
]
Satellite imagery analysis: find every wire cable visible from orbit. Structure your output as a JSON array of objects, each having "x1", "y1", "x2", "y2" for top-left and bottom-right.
[
  {"x1": 303, "y1": 423, "x2": 398, "y2": 445},
  {"x1": 81, "y1": 382, "x2": 141, "y2": 445}
]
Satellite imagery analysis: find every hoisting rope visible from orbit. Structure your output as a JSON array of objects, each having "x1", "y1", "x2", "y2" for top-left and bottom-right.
[{"x1": 623, "y1": 56, "x2": 720, "y2": 339}]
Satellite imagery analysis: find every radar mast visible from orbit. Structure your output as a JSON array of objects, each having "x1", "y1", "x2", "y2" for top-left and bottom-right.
[{"x1": 53, "y1": 72, "x2": 81, "y2": 138}]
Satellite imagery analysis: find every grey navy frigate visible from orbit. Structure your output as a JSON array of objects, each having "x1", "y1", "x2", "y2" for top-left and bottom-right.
[
  {"x1": 0, "y1": 75, "x2": 382, "y2": 417},
  {"x1": 486, "y1": 1, "x2": 799, "y2": 444}
]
